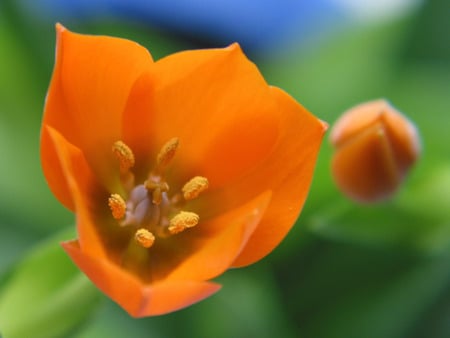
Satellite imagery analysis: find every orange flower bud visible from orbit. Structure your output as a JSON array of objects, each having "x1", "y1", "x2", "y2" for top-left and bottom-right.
[{"x1": 330, "y1": 99, "x2": 420, "y2": 203}]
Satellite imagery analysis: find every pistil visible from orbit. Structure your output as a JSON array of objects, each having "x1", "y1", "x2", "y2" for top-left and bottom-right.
[{"x1": 144, "y1": 180, "x2": 169, "y2": 205}]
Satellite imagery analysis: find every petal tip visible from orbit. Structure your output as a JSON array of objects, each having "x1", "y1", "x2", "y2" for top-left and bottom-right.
[
  {"x1": 319, "y1": 119, "x2": 329, "y2": 132},
  {"x1": 133, "y1": 282, "x2": 222, "y2": 317},
  {"x1": 61, "y1": 238, "x2": 78, "y2": 247},
  {"x1": 226, "y1": 42, "x2": 242, "y2": 53},
  {"x1": 55, "y1": 22, "x2": 67, "y2": 34}
]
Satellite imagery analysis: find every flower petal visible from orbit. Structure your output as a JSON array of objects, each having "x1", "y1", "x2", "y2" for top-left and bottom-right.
[
  {"x1": 122, "y1": 44, "x2": 280, "y2": 189},
  {"x1": 225, "y1": 87, "x2": 327, "y2": 267},
  {"x1": 121, "y1": 72, "x2": 157, "y2": 180},
  {"x1": 41, "y1": 125, "x2": 75, "y2": 211},
  {"x1": 44, "y1": 125, "x2": 107, "y2": 259},
  {"x1": 161, "y1": 190, "x2": 272, "y2": 281},
  {"x1": 331, "y1": 123, "x2": 400, "y2": 203},
  {"x1": 330, "y1": 99, "x2": 420, "y2": 176},
  {"x1": 42, "y1": 24, "x2": 153, "y2": 196},
  {"x1": 62, "y1": 240, "x2": 221, "y2": 317}
]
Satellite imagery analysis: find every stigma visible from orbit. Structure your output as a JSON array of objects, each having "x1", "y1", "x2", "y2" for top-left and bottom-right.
[{"x1": 108, "y1": 138, "x2": 208, "y2": 248}]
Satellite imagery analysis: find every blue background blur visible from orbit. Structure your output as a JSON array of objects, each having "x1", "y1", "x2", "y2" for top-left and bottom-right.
[{"x1": 0, "y1": 0, "x2": 449, "y2": 337}]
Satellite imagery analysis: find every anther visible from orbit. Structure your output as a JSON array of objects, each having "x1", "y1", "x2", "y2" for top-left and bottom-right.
[
  {"x1": 135, "y1": 228, "x2": 155, "y2": 248},
  {"x1": 108, "y1": 194, "x2": 126, "y2": 219},
  {"x1": 156, "y1": 137, "x2": 179, "y2": 171},
  {"x1": 182, "y1": 176, "x2": 209, "y2": 200},
  {"x1": 112, "y1": 141, "x2": 135, "y2": 172},
  {"x1": 168, "y1": 211, "x2": 199, "y2": 234}
]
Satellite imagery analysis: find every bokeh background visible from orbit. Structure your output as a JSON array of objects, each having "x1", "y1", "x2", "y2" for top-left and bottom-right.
[{"x1": 0, "y1": 0, "x2": 449, "y2": 337}]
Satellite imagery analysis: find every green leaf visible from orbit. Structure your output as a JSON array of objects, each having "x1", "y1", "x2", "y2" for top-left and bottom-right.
[
  {"x1": 397, "y1": 165, "x2": 450, "y2": 253},
  {"x1": 0, "y1": 10, "x2": 73, "y2": 234},
  {"x1": 0, "y1": 222, "x2": 36, "y2": 275},
  {"x1": 0, "y1": 229, "x2": 100, "y2": 338},
  {"x1": 71, "y1": 299, "x2": 161, "y2": 338},
  {"x1": 308, "y1": 164, "x2": 450, "y2": 254},
  {"x1": 189, "y1": 267, "x2": 297, "y2": 338},
  {"x1": 278, "y1": 236, "x2": 450, "y2": 338}
]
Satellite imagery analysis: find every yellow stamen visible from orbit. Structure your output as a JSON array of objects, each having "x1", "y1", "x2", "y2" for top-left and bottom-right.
[
  {"x1": 135, "y1": 228, "x2": 155, "y2": 248},
  {"x1": 156, "y1": 137, "x2": 179, "y2": 171},
  {"x1": 108, "y1": 194, "x2": 126, "y2": 219},
  {"x1": 168, "y1": 211, "x2": 199, "y2": 234},
  {"x1": 112, "y1": 140, "x2": 135, "y2": 172},
  {"x1": 182, "y1": 176, "x2": 209, "y2": 200}
]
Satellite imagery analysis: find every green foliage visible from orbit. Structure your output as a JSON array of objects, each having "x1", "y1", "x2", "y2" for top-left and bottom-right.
[{"x1": 0, "y1": 230, "x2": 100, "y2": 338}]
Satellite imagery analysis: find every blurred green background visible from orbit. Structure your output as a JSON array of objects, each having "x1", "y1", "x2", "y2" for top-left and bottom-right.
[{"x1": 0, "y1": 0, "x2": 449, "y2": 337}]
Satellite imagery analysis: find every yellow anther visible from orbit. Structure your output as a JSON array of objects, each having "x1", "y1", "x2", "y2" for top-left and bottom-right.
[
  {"x1": 135, "y1": 228, "x2": 155, "y2": 248},
  {"x1": 182, "y1": 176, "x2": 209, "y2": 200},
  {"x1": 156, "y1": 137, "x2": 179, "y2": 170},
  {"x1": 112, "y1": 140, "x2": 135, "y2": 172},
  {"x1": 108, "y1": 194, "x2": 126, "y2": 219},
  {"x1": 168, "y1": 211, "x2": 199, "y2": 234}
]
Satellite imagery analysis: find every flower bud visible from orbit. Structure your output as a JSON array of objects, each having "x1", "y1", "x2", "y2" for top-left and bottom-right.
[{"x1": 330, "y1": 99, "x2": 420, "y2": 203}]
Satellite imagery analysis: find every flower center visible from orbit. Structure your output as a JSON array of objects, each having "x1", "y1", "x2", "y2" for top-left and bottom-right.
[{"x1": 107, "y1": 138, "x2": 209, "y2": 248}]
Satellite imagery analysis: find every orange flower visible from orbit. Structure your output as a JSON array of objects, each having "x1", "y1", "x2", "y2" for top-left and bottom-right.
[
  {"x1": 330, "y1": 100, "x2": 420, "y2": 203},
  {"x1": 40, "y1": 24, "x2": 326, "y2": 317}
]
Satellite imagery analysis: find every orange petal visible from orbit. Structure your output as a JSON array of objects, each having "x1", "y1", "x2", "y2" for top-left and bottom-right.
[
  {"x1": 124, "y1": 44, "x2": 280, "y2": 188},
  {"x1": 44, "y1": 126, "x2": 107, "y2": 259},
  {"x1": 331, "y1": 123, "x2": 400, "y2": 203},
  {"x1": 41, "y1": 124, "x2": 75, "y2": 210},
  {"x1": 377, "y1": 104, "x2": 420, "y2": 175},
  {"x1": 160, "y1": 190, "x2": 272, "y2": 281},
  {"x1": 121, "y1": 71, "x2": 157, "y2": 180},
  {"x1": 222, "y1": 87, "x2": 326, "y2": 267},
  {"x1": 62, "y1": 240, "x2": 221, "y2": 317},
  {"x1": 42, "y1": 23, "x2": 153, "y2": 195},
  {"x1": 330, "y1": 99, "x2": 420, "y2": 176},
  {"x1": 330, "y1": 100, "x2": 420, "y2": 203}
]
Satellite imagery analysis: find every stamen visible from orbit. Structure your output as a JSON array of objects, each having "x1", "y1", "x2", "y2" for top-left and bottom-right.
[
  {"x1": 156, "y1": 137, "x2": 179, "y2": 171},
  {"x1": 108, "y1": 194, "x2": 126, "y2": 219},
  {"x1": 168, "y1": 211, "x2": 199, "y2": 234},
  {"x1": 182, "y1": 176, "x2": 209, "y2": 200},
  {"x1": 135, "y1": 228, "x2": 155, "y2": 248},
  {"x1": 112, "y1": 141, "x2": 135, "y2": 172}
]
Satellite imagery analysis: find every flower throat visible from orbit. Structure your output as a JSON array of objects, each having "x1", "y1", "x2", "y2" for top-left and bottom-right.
[{"x1": 107, "y1": 138, "x2": 208, "y2": 249}]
